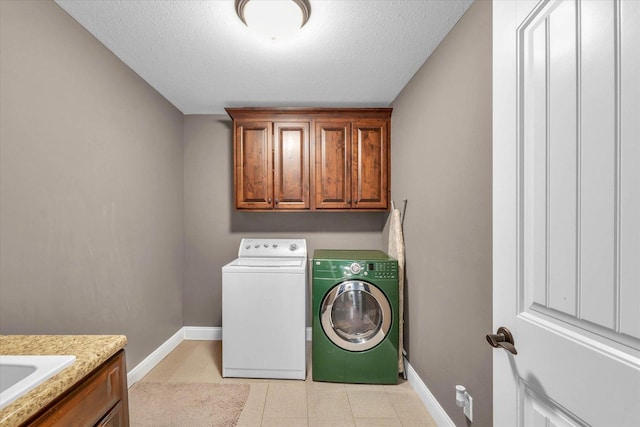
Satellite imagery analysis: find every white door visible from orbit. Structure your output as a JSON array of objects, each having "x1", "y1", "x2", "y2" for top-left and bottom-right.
[{"x1": 493, "y1": 1, "x2": 640, "y2": 426}]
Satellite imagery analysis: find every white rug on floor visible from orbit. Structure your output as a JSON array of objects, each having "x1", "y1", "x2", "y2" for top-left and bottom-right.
[{"x1": 129, "y1": 382, "x2": 250, "y2": 427}]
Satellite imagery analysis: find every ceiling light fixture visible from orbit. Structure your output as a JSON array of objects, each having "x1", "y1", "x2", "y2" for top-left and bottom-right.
[{"x1": 235, "y1": 0, "x2": 311, "y2": 41}]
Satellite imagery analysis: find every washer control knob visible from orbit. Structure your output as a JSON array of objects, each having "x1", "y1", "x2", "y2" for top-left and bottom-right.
[
  {"x1": 289, "y1": 243, "x2": 298, "y2": 251},
  {"x1": 350, "y1": 263, "x2": 362, "y2": 274}
]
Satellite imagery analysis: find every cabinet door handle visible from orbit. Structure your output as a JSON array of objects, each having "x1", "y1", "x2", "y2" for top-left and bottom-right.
[
  {"x1": 268, "y1": 198, "x2": 272, "y2": 203},
  {"x1": 347, "y1": 199, "x2": 351, "y2": 204},
  {"x1": 275, "y1": 198, "x2": 279, "y2": 204}
]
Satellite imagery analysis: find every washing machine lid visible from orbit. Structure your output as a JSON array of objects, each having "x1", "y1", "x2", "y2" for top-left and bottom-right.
[
  {"x1": 223, "y1": 257, "x2": 306, "y2": 273},
  {"x1": 228, "y1": 258, "x2": 304, "y2": 268}
]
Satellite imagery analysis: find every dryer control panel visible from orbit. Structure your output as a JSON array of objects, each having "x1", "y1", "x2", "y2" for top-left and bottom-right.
[
  {"x1": 366, "y1": 261, "x2": 398, "y2": 280},
  {"x1": 341, "y1": 261, "x2": 397, "y2": 279},
  {"x1": 313, "y1": 250, "x2": 398, "y2": 280}
]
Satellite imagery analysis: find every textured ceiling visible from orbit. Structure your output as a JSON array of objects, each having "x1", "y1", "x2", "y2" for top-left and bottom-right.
[{"x1": 54, "y1": 0, "x2": 473, "y2": 114}]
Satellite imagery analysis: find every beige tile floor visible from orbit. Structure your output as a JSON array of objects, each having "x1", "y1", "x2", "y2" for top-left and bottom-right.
[{"x1": 138, "y1": 340, "x2": 438, "y2": 427}]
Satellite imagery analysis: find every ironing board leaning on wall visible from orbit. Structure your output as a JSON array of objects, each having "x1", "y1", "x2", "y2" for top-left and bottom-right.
[{"x1": 388, "y1": 200, "x2": 406, "y2": 377}]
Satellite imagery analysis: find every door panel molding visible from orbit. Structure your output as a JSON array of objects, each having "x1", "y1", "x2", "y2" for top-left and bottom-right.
[
  {"x1": 518, "y1": 0, "x2": 639, "y2": 347},
  {"x1": 521, "y1": 379, "x2": 587, "y2": 427}
]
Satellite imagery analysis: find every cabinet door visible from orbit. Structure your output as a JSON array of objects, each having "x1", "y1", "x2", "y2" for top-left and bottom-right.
[
  {"x1": 97, "y1": 401, "x2": 125, "y2": 426},
  {"x1": 352, "y1": 120, "x2": 389, "y2": 209},
  {"x1": 314, "y1": 121, "x2": 352, "y2": 209},
  {"x1": 273, "y1": 122, "x2": 310, "y2": 209},
  {"x1": 29, "y1": 350, "x2": 129, "y2": 427},
  {"x1": 235, "y1": 121, "x2": 273, "y2": 209}
]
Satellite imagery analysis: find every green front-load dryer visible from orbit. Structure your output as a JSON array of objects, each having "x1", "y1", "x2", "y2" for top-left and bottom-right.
[{"x1": 312, "y1": 250, "x2": 399, "y2": 384}]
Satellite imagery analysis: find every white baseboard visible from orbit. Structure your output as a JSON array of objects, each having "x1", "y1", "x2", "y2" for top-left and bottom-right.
[
  {"x1": 404, "y1": 358, "x2": 455, "y2": 427},
  {"x1": 183, "y1": 326, "x2": 222, "y2": 340},
  {"x1": 128, "y1": 326, "x2": 453, "y2": 427},
  {"x1": 127, "y1": 328, "x2": 184, "y2": 387},
  {"x1": 128, "y1": 326, "x2": 310, "y2": 387}
]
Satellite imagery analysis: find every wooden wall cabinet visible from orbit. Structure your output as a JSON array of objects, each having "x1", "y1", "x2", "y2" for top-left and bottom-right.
[
  {"x1": 315, "y1": 120, "x2": 389, "y2": 210},
  {"x1": 227, "y1": 108, "x2": 391, "y2": 211},
  {"x1": 233, "y1": 120, "x2": 310, "y2": 210},
  {"x1": 28, "y1": 350, "x2": 129, "y2": 426}
]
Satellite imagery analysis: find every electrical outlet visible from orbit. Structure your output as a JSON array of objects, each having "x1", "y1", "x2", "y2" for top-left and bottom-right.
[
  {"x1": 455, "y1": 385, "x2": 473, "y2": 422},
  {"x1": 464, "y1": 393, "x2": 473, "y2": 422}
]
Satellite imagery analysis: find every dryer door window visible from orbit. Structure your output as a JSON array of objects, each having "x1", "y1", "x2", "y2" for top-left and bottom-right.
[{"x1": 320, "y1": 280, "x2": 392, "y2": 352}]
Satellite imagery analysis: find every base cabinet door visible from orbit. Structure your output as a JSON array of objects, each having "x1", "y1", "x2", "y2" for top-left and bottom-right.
[
  {"x1": 97, "y1": 401, "x2": 125, "y2": 427},
  {"x1": 28, "y1": 350, "x2": 129, "y2": 427}
]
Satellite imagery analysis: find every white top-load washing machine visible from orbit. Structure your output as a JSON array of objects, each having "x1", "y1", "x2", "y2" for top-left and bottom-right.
[{"x1": 222, "y1": 238, "x2": 307, "y2": 380}]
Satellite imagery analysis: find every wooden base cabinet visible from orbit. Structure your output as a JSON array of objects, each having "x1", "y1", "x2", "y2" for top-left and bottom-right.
[
  {"x1": 27, "y1": 350, "x2": 129, "y2": 427},
  {"x1": 227, "y1": 108, "x2": 391, "y2": 211}
]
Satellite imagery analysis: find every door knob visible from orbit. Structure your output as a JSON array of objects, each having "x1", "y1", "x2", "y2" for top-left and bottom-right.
[{"x1": 486, "y1": 327, "x2": 517, "y2": 355}]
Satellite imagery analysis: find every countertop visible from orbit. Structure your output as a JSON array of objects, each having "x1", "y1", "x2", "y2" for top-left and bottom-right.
[{"x1": 0, "y1": 335, "x2": 127, "y2": 426}]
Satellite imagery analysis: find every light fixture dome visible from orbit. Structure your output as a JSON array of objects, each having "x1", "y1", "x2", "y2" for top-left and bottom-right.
[{"x1": 235, "y1": 0, "x2": 311, "y2": 40}]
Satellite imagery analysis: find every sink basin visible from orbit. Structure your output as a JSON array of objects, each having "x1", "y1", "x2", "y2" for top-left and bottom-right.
[{"x1": 0, "y1": 355, "x2": 76, "y2": 410}]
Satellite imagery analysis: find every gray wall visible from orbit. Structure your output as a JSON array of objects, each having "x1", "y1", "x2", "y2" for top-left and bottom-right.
[
  {"x1": 183, "y1": 115, "x2": 387, "y2": 326},
  {"x1": 0, "y1": 0, "x2": 184, "y2": 368},
  {"x1": 1, "y1": 1, "x2": 493, "y2": 424},
  {"x1": 389, "y1": 1, "x2": 493, "y2": 425}
]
